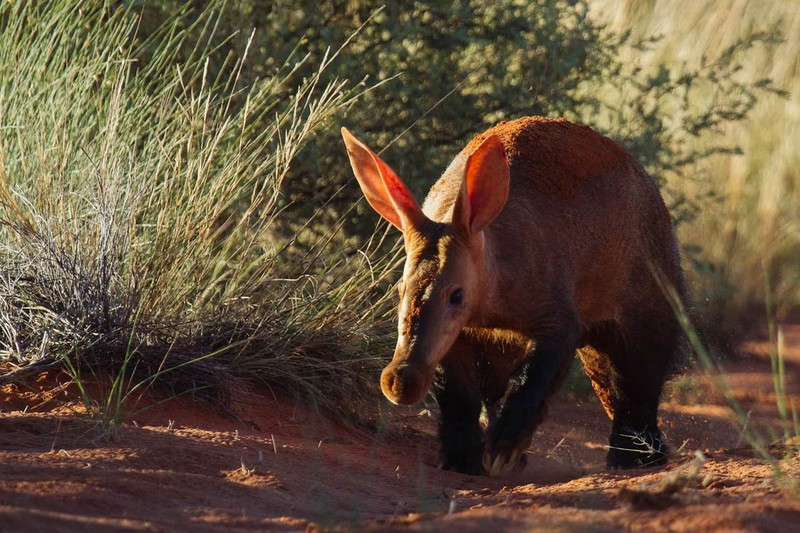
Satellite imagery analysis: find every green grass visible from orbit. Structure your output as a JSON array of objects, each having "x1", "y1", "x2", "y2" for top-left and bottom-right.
[
  {"x1": 654, "y1": 266, "x2": 799, "y2": 493},
  {"x1": 0, "y1": 0, "x2": 397, "y2": 431},
  {"x1": 766, "y1": 276, "x2": 800, "y2": 455}
]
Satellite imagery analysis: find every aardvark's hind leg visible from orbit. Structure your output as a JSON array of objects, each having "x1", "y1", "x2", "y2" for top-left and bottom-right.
[{"x1": 583, "y1": 317, "x2": 676, "y2": 469}]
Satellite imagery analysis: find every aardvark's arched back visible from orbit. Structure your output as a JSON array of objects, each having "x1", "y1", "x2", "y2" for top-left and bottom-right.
[{"x1": 342, "y1": 116, "x2": 683, "y2": 476}]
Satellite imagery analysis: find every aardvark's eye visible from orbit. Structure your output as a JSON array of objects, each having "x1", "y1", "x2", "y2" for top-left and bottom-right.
[{"x1": 449, "y1": 288, "x2": 463, "y2": 306}]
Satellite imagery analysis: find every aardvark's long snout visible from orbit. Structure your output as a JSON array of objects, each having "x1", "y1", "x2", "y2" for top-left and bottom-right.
[{"x1": 380, "y1": 362, "x2": 433, "y2": 405}]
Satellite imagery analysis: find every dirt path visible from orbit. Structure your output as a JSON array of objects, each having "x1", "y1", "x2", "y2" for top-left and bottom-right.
[{"x1": 1, "y1": 327, "x2": 799, "y2": 532}]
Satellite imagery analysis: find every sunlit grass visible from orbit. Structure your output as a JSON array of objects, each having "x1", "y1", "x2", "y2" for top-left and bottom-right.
[
  {"x1": 589, "y1": 0, "x2": 800, "y2": 342},
  {"x1": 0, "y1": 0, "x2": 396, "y2": 430},
  {"x1": 655, "y1": 265, "x2": 799, "y2": 492}
]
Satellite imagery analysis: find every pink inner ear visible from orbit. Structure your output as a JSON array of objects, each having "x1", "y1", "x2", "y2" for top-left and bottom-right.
[
  {"x1": 342, "y1": 127, "x2": 425, "y2": 231},
  {"x1": 467, "y1": 180, "x2": 493, "y2": 227},
  {"x1": 374, "y1": 156, "x2": 420, "y2": 218}
]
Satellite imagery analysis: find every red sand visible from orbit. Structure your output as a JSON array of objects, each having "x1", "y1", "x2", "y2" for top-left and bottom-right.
[{"x1": 1, "y1": 327, "x2": 799, "y2": 531}]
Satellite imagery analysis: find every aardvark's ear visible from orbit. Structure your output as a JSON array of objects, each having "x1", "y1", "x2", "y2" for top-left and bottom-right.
[
  {"x1": 453, "y1": 134, "x2": 509, "y2": 235},
  {"x1": 341, "y1": 128, "x2": 425, "y2": 232}
]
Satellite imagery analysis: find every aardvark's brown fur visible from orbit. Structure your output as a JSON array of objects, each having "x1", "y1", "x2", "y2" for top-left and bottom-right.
[{"x1": 342, "y1": 116, "x2": 683, "y2": 476}]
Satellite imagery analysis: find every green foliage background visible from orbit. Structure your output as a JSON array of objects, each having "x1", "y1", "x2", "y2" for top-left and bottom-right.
[{"x1": 134, "y1": 1, "x2": 785, "y2": 260}]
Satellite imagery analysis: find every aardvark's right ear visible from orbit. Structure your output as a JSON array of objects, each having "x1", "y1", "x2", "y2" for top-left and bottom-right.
[{"x1": 341, "y1": 128, "x2": 425, "y2": 232}]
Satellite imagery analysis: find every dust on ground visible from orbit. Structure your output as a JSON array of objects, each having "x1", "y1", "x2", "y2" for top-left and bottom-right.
[{"x1": 1, "y1": 327, "x2": 799, "y2": 532}]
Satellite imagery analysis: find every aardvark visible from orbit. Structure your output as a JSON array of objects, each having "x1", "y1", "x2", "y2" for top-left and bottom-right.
[{"x1": 342, "y1": 116, "x2": 683, "y2": 476}]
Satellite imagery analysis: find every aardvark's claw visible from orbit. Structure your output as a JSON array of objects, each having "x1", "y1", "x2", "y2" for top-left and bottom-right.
[{"x1": 482, "y1": 447, "x2": 525, "y2": 477}]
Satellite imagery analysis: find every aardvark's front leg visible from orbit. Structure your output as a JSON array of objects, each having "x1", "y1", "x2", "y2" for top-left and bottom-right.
[
  {"x1": 483, "y1": 312, "x2": 579, "y2": 476},
  {"x1": 433, "y1": 335, "x2": 483, "y2": 475}
]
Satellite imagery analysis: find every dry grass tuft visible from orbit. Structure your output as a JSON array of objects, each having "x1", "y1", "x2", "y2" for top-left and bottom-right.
[{"x1": 0, "y1": 1, "x2": 396, "y2": 428}]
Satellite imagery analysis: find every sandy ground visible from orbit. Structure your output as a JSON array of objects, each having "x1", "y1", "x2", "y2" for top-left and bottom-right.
[{"x1": 1, "y1": 327, "x2": 799, "y2": 532}]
